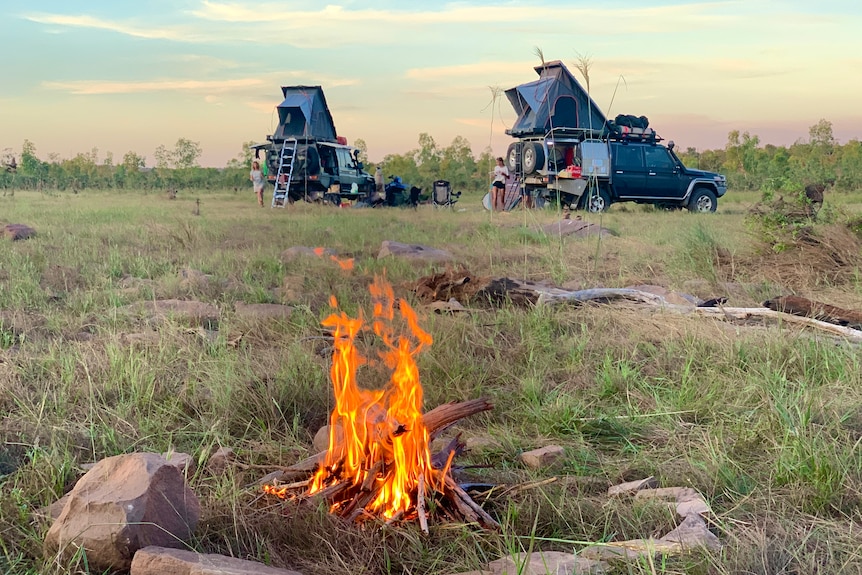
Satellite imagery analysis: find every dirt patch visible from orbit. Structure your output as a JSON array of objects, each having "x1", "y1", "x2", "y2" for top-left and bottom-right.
[{"x1": 41, "y1": 265, "x2": 86, "y2": 294}]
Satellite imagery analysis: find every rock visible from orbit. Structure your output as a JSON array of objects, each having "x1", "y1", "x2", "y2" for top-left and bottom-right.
[
  {"x1": 580, "y1": 539, "x2": 681, "y2": 562},
  {"x1": 234, "y1": 302, "x2": 294, "y2": 321},
  {"x1": 121, "y1": 300, "x2": 219, "y2": 327},
  {"x1": 624, "y1": 285, "x2": 699, "y2": 307},
  {"x1": 280, "y1": 246, "x2": 335, "y2": 263},
  {"x1": 178, "y1": 268, "x2": 214, "y2": 291},
  {"x1": 120, "y1": 331, "x2": 162, "y2": 346},
  {"x1": 207, "y1": 447, "x2": 235, "y2": 475},
  {"x1": 162, "y1": 451, "x2": 195, "y2": 478},
  {"x1": 130, "y1": 546, "x2": 304, "y2": 575},
  {"x1": 519, "y1": 445, "x2": 565, "y2": 469},
  {"x1": 487, "y1": 550, "x2": 606, "y2": 575},
  {"x1": 377, "y1": 240, "x2": 454, "y2": 263},
  {"x1": 464, "y1": 436, "x2": 501, "y2": 451},
  {"x1": 607, "y1": 476, "x2": 658, "y2": 497},
  {"x1": 428, "y1": 299, "x2": 470, "y2": 313},
  {"x1": 634, "y1": 487, "x2": 711, "y2": 517},
  {"x1": 540, "y1": 219, "x2": 614, "y2": 238},
  {"x1": 659, "y1": 513, "x2": 721, "y2": 551},
  {"x1": 44, "y1": 453, "x2": 200, "y2": 572},
  {"x1": 35, "y1": 493, "x2": 72, "y2": 522},
  {"x1": 312, "y1": 425, "x2": 345, "y2": 453},
  {"x1": 3, "y1": 223, "x2": 36, "y2": 241}
]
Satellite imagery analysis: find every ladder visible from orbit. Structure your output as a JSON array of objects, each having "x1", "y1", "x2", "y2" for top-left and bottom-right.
[{"x1": 271, "y1": 139, "x2": 297, "y2": 208}]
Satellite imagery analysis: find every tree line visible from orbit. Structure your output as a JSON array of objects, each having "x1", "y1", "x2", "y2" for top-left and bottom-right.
[{"x1": 2, "y1": 120, "x2": 859, "y2": 194}]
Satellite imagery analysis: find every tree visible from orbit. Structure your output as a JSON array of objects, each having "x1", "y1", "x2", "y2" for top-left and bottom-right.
[
  {"x1": 172, "y1": 138, "x2": 202, "y2": 169},
  {"x1": 154, "y1": 145, "x2": 171, "y2": 169},
  {"x1": 353, "y1": 138, "x2": 369, "y2": 166},
  {"x1": 225, "y1": 141, "x2": 256, "y2": 170}
]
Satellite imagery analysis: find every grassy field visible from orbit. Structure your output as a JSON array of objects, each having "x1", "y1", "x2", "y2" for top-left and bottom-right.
[{"x1": 2, "y1": 187, "x2": 862, "y2": 574}]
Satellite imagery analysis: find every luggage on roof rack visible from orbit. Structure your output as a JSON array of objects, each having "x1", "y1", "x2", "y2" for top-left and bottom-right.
[{"x1": 604, "y1": 114, "x2": 661, "y2": 143}]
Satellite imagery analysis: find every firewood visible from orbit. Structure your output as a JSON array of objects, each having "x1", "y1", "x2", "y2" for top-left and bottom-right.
[
  {"x1": 446, "y1": 476, "x2": 500, "y2": 529},
  {"x1": 269, "y1": 398, "x2": 493, "y2": 482},
  {"x1": 417, "y1": 473, "x2": 429, "y2": 535},
  {"x1": 444, "y1": 488, "x2": 480, "y2": 524}
]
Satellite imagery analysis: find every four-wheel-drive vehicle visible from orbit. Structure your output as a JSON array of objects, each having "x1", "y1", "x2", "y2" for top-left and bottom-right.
[
  {"x1": 505, "y1": 61, "x2": 727, "y2": 212},
  {"x1": 253, "y1": 86, "x2": 374, "y2": 206}
]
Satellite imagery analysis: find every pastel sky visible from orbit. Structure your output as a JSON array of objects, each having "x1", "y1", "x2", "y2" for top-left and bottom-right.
[{"x1": 1, "y1": 0, "x2": 860, "y2": 167}]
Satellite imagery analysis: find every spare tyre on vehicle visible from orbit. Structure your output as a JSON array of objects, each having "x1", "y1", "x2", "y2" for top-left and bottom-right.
[{"x1": 522, "y1": 142, "x2": 544, "y2": 174}]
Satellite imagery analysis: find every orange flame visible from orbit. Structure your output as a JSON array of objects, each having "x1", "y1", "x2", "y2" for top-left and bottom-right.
[
  {"x1": 308, "y1": 276, "x2": 433, "y2": 518},
  {"x1": 330, "y1": 255, "x2": 354, "y2": 270}
]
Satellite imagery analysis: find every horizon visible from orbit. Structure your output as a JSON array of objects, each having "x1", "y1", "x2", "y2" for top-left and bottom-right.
[{"x1": 2, "y1": 1, "x2": 861, "y2": 168}]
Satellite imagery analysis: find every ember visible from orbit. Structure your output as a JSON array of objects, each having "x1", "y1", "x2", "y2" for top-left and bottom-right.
[{"x1": 264, "y1": 275, "x2": 497, "y2": 531}]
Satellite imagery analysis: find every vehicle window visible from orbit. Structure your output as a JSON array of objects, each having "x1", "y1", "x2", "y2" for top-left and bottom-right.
[
  {"x1": 319, "y1": 146, "x2": 336, "y2": 174},
  {"x1": 613, "y1": 145, "x2": 643, "y2": 170},
  {"x1": 644, "y1": 146, "x2": 674, "y2": 169},
  {"x1": 336, "y1": 148, "x2": 355, "y2": 170}
]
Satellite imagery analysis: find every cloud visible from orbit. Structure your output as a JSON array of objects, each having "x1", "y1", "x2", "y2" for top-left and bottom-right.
[
  {"x1": 23, "y1": 13, "x2": 190, "y2": 41},
  {"x1": 43, "y1": 78, "x2": 266, "y2": 95}
]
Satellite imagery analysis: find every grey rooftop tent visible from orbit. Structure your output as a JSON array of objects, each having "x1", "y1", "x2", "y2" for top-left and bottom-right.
[
  {"x1": 505, "y1": 61, "x2": 607, "y2": 137},
  {"x1": 273, "y1": 85, "x2": 338, "y2": 142}
]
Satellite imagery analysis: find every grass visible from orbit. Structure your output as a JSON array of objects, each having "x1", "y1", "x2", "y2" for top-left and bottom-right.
[{"x1": 2, "y1": 188, "x2": 862, "y2": 574}]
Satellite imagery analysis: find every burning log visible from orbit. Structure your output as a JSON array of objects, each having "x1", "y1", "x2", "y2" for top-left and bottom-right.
[{"x1": 263, "y1": 276, "x2": 498, "y2": 531}]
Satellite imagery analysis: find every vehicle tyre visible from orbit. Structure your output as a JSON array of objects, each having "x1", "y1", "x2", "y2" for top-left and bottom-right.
[
  {"x1": 687, "y1": 187, "x2": 717, "y2": 213},
  {"x1": 506, "y1": 143, "x2": 521, "y2": 173},
  {"x1": 580, "y1": 186, "x2": 611, "y2": 213},
  {"x1": 522, "y1": 142, "x2": 544, "y2": 174}
]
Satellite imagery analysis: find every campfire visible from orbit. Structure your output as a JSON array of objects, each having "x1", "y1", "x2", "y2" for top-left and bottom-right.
[{"x1": 263, "y1": 276, "x2": 497, "y2": 531}]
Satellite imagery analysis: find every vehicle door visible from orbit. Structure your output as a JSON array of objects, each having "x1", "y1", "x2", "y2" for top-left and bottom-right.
[
  {"x1": 643, "y1": 145, "x2": 686, "y2": 199},
  {"x1": 336, "y1": 147, "x2": 360, "y2": 193},
  {"x1": 610, "y1": 143, "x2": 646, "y2": 198}
]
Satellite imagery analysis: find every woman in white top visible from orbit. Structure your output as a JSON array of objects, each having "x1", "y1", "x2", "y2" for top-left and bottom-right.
[
  {"x1": 250, "y1": 161, "x2": 265, "y2": 207},
  {"x1": 491, "y1": 157, "x2": 508, "y2": 211}
]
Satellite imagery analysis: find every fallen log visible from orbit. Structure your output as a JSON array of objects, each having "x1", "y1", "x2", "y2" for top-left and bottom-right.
[{"x1": 764, "y1": 295, "x2": 862, "y2": 330}]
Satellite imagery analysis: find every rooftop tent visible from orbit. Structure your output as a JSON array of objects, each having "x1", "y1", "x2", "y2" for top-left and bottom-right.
[
  {"x1": 274, "y1": 85, "x2": 338, "y2": 142},
  {"x1": 505, "y1": 61, "x2": 607, "y2": 137}
]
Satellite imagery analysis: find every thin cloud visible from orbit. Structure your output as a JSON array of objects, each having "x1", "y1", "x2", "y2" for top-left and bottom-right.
[
  {"x1": 43, "y1": 78, "x2": 265, "y2": 95},
  {"x1": 23, "y1": 13, "x2": 190, "y2": 41}
]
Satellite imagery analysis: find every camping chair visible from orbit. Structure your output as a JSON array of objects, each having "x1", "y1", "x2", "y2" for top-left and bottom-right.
[{"x1": 432, "y1": 180, "x2": 461, "y2": 208}]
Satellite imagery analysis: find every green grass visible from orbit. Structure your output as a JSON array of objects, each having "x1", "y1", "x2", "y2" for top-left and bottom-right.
[{"x1": 2, "y1": 188, "x2": 862, "y2": 574}]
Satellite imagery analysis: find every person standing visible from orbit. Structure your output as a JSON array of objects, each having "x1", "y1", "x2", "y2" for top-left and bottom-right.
[
  {"x1": 491, "y1": 156, "x2": 509, "y2": 211},
  {"x1": 250, "y1": 161, "x2": 265, "y2": 207}
]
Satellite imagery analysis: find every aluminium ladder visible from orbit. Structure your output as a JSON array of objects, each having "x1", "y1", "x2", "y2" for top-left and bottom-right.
[{"x1": 271, "y1": 139, "x2": 297, "y2": 208}]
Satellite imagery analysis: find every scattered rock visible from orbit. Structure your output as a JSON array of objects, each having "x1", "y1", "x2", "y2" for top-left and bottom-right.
[
  {"x1": 178, "y1": 268, "x2": 214, "y2": 291},
  {"x1": 541, "y1": 219, "x2": 614, "y2": 238},
  {"x1": 44, "y1": 453, "x2": 200, "y2": 572},
  {"x1": 120, "y1": 300, "x2": 219, "y2": 328},
  {"x1": 427, "y1": 298, "x2": 470, "y2": 313},
  {"x1": 487, "y1": 550, "x2": 606, "y2": 575},
  {"x1": 280, "y1": 246, "x2": 335, "y2": 263},
  {"x1": 519, "y1": 445, "x2": 565, "y2": 469},
  {"x1": 378, "y1": 240, "x2": 454, "y2": 263},
  {"x1": 120, "y1": 331, "x2": 162, "y2": 346},
  {"x1": 207, "y1": 447, "x2": 235, "y2": 475},
  {"x1": 234, "y1": 302, "x2": 294, "y2": 322},
  {"x1": 130, "y1": 546, "x2": 304, "y2": 575},
  {"x1": 3, "y1": 223, "x2": 36, "y2": 241},
  {"x1": 659, "y1": 513, "x2": 721, "y2": 551},
  {"x1": 634, "y1": 486, "x2": 711, "y2": 517},
  {"x1": 464, "y1": 436, "x2": 502, "y2": 451},
  {"x1": 607, "y1": 476, "x2": 658, "y2": 497}
]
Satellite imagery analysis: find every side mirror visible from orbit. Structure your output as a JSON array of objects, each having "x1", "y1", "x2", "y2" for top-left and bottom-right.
[
  {"x1": 357, "y1": 162, "x2": 364, "y2": 170},
  {"x1": 668, "y1": 140, "x2": 675, "y2": 151}
]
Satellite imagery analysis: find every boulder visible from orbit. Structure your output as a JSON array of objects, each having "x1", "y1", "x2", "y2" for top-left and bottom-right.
[
  {"x1": 3, "y1": 223, "x2": 36, "y2": 241},
  {"x1": 130, "y1": 546, "x2": 304, "y2": 575},
  {"x1": 519, "y1": 445, "x2": 565, "y2": 469},
  {"x1": 659, "y1": 513, "x2": 721, "y2": 551},
  {"x1": 487, "y1": 551, "x2": 606, "y2": 575},
  {"x1": 378, "y1": 240, "x2": 454, "y2": 263},
  {"x1": 162, "y1": 451, "x2": 195, "y2": 478},
  {"x1": 44, "y1": 453, "x2": 200, "y2": 572}
]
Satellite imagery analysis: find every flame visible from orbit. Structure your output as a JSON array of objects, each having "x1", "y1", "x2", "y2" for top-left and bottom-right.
[
  {"x1": 307, "y1": 276, "x2": 433, "y2": 518},
  {"x1": 330, "y1": 255, "x2": 354, "y2": 270}
]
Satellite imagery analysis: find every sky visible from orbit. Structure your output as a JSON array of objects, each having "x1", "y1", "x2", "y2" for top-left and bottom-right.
[{"x1": 1, "y1": 0, "x2": 861, "y2": 167}]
